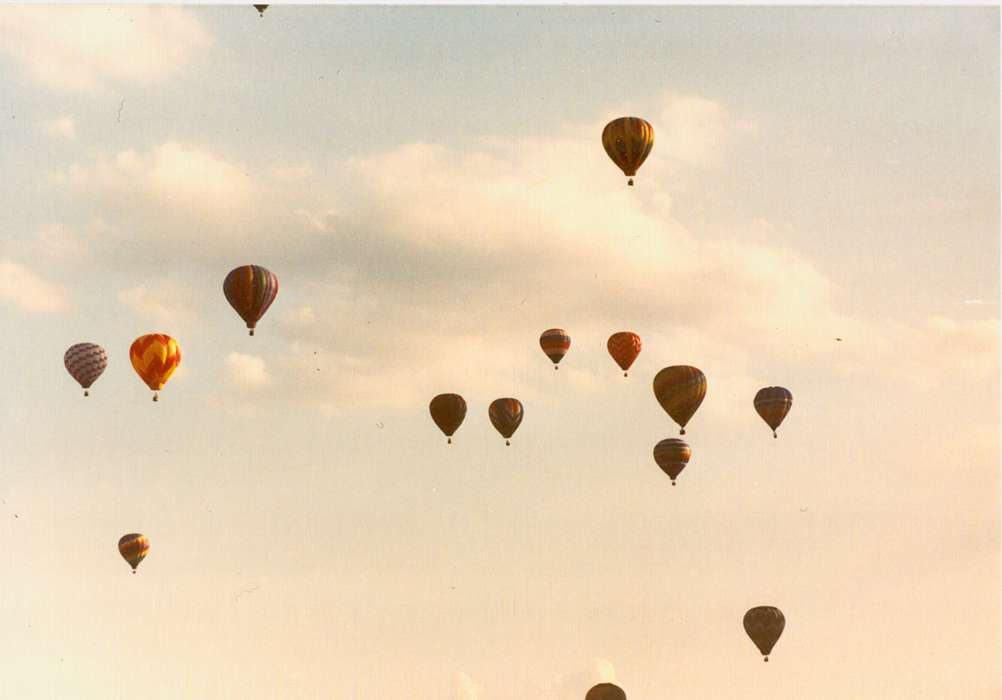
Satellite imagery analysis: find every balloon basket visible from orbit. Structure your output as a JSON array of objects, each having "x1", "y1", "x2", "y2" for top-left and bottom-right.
[{"x1": 84, "y1": 390, "x2": 89, "y2": 397}]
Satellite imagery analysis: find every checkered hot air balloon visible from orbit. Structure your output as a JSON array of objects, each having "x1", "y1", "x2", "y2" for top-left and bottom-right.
[
  {"x1": 118, "y1": 533, "x2": 149, "y2": 574},
  {"x1": 607, "y1": 331, "x2": 642, "y2": 377},
  {"x1": 223, "y1": 265, "x2": 279, "y2": 336},
  {"x1": 539, "y1": 328, "x2": 570, "y2": 369},
  {"x1": 130, "y1": 334, "x2": 181, "y2": 402},
  {"x1": 602, "y1": 117, "x2": 654, "y2": 186},
  {"x1": 489, "y1": 398, "x2": 523, "y2": 446},
  {"x1": 653, "y1": 366, "x2": 707, "y2": 436},
  {"x1": 63, "y1": 343, "x2": 108, "y2": 397},
  {"x1": 754, "y1": 386, "x2": 793, "y2": 438}
]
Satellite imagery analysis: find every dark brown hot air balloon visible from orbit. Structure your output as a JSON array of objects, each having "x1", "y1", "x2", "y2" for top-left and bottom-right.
[
  {"x1": 429, "y1": 393, "x2": 467, "y2": 444},
  {"x1": 602, "y1": 117, "x2": 654, "y2": 186},
  {"x1": 586, "y1": 683, "x2": 627, "y2": 700},
  {"x1": 489, "y1": 398, "x2": 523, "y2": 446},
  {"x1": 223, "y1": 265, "x2": 279, "y2": 336},
  {"x1": 118, "y1": 533, "x2": 150, "y2": 574},
  {"x1": 253, "y1": 4, "x2": 268, "y2": 16},
  {"x1": 653, "y1": 438, "x2": 691, "y2": 486},
  {"x1": 653, "y1": 366, "x2": 707, "y2": 435},
  {"x1": 607, "y1": 331, "x2": 642, "y2": 376},
  {"x1": 539, "y1": 328, "x2": 571, "y2": 369},
  {"x1": 754, "y1": 387, "x2": 793, "y2": 438},
  {"x1": 744, "y1": 606, "x2": 785, "y2": 662}
]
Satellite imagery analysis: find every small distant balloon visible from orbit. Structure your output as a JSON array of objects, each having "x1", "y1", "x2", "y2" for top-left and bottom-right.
[
  {"x1": 224, "y1": 265, "x2": 279, "y2": 336},
  {"x1": 754, "y1": 387, "x2": 793, "y2": 438},
  {"x1": 130, "y1": 334, "x2": 181, "y2": 402},
  {"x1": 586, "y1": 683, "x2": 627, "y2": 700},
  {"x1": 64, "y1": 343, "x2": 107, "y2": 397},
  {"x1": 253, "y1": 4, "x2": 268, "y2": 16},
  {"x1": 489, "y1": 398, "x2": 523, "y2": 446},
  {"x1": 653, "y1": 366, "x2": 707, "y2": 435},
  {"x1": 602, "y1": 117, "x2": 654, "y2": 186},
  {"x1": 118, "y1": 533, "x2": 149, "y2": 574},
  {"x1": 607, "y1": 331, "x2": 642, "y2": 376},
  {"x1": 539, "y1": 328, "x2": 571, "y2": 369},
  {"x1": 429, "y1": 393, "x2": 467, "y2": 444},
  {"x1": 744, "y1": 606, "x2": 785, "y2": 662},
  {"x1": 653, "y1": 438, "x2": 691, "y2": 486}
]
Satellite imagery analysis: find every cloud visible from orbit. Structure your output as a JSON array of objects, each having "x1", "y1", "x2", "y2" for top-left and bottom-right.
[
  {"x1": 655, "y1": 91, "x2": 755, "y2": 168},
  {"x1": 452, "y1": 672, "x2": 483, "y2": 700},
  {"x1": 540, "y1": 659, "x2": 619, "y2": 700},
  {"x1": 224, "y1": 353, "x2": 271, "y2": 390},
  {"x1": 43, "y1": 116, "x2": 76, "y2": 140},
  {"x1": 0, "y1": 7, "x2": 211, "y2": 93},
  {"x1": 117, "y1": 280, "x2": 197, "y2": 327},
  {"x1": 0, "y1": 260, "x2": 68, "y2": 313}
]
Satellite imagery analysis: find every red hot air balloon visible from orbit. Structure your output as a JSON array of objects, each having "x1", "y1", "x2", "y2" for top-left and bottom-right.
[
  {"x1": 489, "y1": 398, "x2": 523, "y2": 446},
  {"x1": 64, "y1": 343, "x2": 108, "y2": 397},
  {"x1": 429, "y1": 393, "x2": 467, "y2": 444},
  {"x1": 607, "y1": 332, "x2": 642, "y2": 376},
  {"x1": 539, "y1": 328, "x2": 571, "y2": 369},
  {"x1": 223, "y1": 265, "x2": 279, "y2": 336}
]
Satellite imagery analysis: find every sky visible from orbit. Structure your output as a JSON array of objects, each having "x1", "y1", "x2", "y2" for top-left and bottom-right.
[{"x1": 0, "y1": 5, "x2": 998, "y2": 699}]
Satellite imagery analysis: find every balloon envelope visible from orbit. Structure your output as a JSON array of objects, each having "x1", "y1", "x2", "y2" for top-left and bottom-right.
[
  {"x1": 130, "y1": 334, "x2": 181, "y2": 395},
  {"x1": 744, "y1": 606, "x2": 785, "y2": 660},
  {"x1": 586, "y1": 683, "x2": 627, "y2": 700},
  {"x1": 602, "y1": 117, "x2": 654, "y2": 185},
  {"x1": 653, "y1": 438, "x2": 691, "y2": 484},
  {"x1": 539, "y1": 328, "x2": 571, "y2": 367},
  {"x1": 489, "y1": 398, "x2": 523, "y2": 443},
  {"x1": 653, "y1": 366, "x2": 707, "y2": 434},
  {"x1": 607, "y1": 332, "x2": 642, "y2": 375},
  {"x1": 118, "y1": 533, "x2": 149, "y2": 572},
  {"x1": 64, "y1": 343, "x2": 107, "y2": 394},
  {"x1": 430, "y1": 393, "x2": 467, "y2": 442},
  {"x1": 223, "y1": 265, "x2": 279, "y2": 336},
  {"x1": 754, "y1": 387, "x2": 793, "y2": 437}
]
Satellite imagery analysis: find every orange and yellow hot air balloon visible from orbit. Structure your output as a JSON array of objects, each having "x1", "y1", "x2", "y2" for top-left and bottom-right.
[
  {"x1": 130, "y1": 334, "x2": 181, "y2": 402},
  {"x1": 602, "y1": 117, "x2": 654, "y2": 186},
  {"x1": 607, "y1": 331, "x2": 642, "y2": 377},
  {"x1": 118, "y1": 533, "x2": 149, "y2": 574}
]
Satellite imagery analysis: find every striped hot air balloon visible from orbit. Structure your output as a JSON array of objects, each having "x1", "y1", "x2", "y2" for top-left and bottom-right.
[
  {"x1": 64, "y1": 343, "x2": 108, "y2": 397},
  {"x1": 429, "y1": 393, "x2": 467, "y2": 444},
  {"x1": 118, "y1": 533, "x2": 149, "y2": 574},
  {"x1": 586, "y1": 684, "x2": 627, "y2": 700},
  {"x1": 223, "y1": 265, "x2": 279, "y2": 336},
  {"x1": 130, "y1": 334, "x2": 181, "y2": 402},
  {"x1": 489, "y1": 398, "x2": 523, "y2": 446},
  {"x1": 602, "y1": 117, "x2": 654, "y2": 186},
  {"x1": 653, "y1": 438, "x2": 691, "y2": 486},
  {"x1": 754, "y1": 387, "x2": 793, "y2": 438},
  {"x1": 539, "y1": 328, "x2": 571, "y2": 369},
  {"x1": 653, "y1": 366, "x2": 707, "y2": 435},
  {"x1": 744, "y1": 606, "x2": 786, "y2": 662},
  {"x1": 607, "y1": 331, "x2": 642, "y2": 376}
]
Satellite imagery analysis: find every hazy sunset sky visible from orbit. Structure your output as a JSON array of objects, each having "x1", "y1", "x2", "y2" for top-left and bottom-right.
[{"x1": 0, "y1": 5, "x2": 998, "y2": 699}]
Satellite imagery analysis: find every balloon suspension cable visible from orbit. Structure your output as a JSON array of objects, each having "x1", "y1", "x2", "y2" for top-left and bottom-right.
[
  {"x1": 628, "y1": 178, "x2": 634, "y2": 186},
  {"x1": 84, "y1": 390, "x2": 89, "y2": 397}
]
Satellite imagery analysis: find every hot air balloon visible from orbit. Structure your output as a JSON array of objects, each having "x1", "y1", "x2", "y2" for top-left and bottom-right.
[
  {"x1": 130, "y1": 334, "x2": 181, "y2": 402},
  {"x1": 64, "y1": 343, "x2": 107, "y2": 397},
  {"x1": 489, "y1": 398, "x2": 523, "y2": 446},
  {"x1": 119, "y1": 533, "x2": 149, "y2": 574},
  {"x1": 607, "y1": 332, "x2": 642, "y2": 376},
  {"x1": 430, "y1": 393, "x2": 467, "y2": 444},
  {"x1": 754, "y1": 387, "x2": 793, "y2": 438},
  {"x1": 253, "y1": 4, "x2": 268, "y2": 16},
  {"x1": 653, "y1": 438, "x2": 691, "y2": 486},
  {"x1": 744, "y1": 606, "x2": 785, "y2": 662},
  {"x1": 223, "y1": 265, "x2": 279, "y2": 336},
  {"x1": 602, "y1": 117, "x2": 654, "y2": 186},
  {"x1": 586, "y1": 684, "x2": 627, "y2": 700},
  {"x1": 539, "y1": 328, "x2": 571, "y2": 369},
  {"x1": 653, "y1": 366, "x2": 706, "y2": 435}
]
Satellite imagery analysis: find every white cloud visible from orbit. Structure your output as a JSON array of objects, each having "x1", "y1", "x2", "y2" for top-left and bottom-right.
[
  {"x1": 0, "y1": 7, "x2": 210, "y2": 93},
  {"x1": 0, "y1": 260, "x2": 68, "y2": 313},
  {"x1": 117, "y1": 281, "x2": 197, "y2": 327},
  {"x1": 224, "y1": 353, "x2": 271, "y2": 390},
  {"x1": 43, "y1": 116, "x2": 76, "y2": 140},
  {"x1": 453, "y1": 672, "x2": 483, "y2": 700}
]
